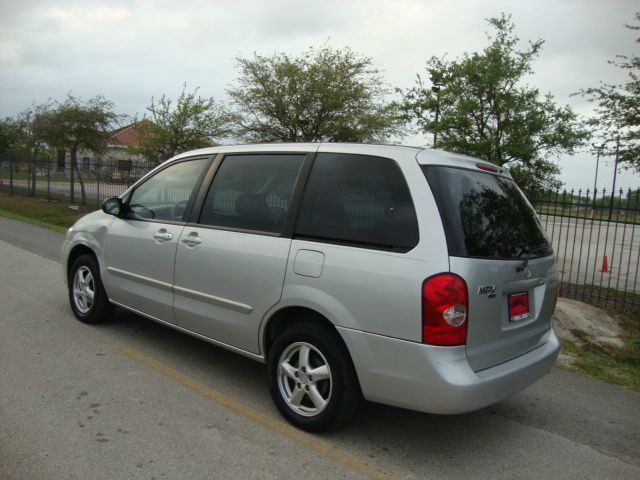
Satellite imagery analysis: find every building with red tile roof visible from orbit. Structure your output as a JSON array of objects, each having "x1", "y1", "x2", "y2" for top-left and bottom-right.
[
  {"x1": 68, "y1": 122, "x2": 150, "y2": 176},
  {"x1": 105, "y1": 123, "x2": 145, "y2": 148}
]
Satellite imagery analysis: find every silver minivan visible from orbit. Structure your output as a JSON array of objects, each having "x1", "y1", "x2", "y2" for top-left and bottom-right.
[{"x1": 62, "y1": 143, "x2": 559, "y2": 431}]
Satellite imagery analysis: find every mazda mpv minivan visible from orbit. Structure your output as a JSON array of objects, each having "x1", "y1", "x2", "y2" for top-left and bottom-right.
[{"x1": 62, "y1": 143, "x2": 559, "y2": 431}]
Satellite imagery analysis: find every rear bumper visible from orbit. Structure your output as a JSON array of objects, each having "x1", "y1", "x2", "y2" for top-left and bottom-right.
[{"x1": 337, "y1": 327, "x2": 559, "y2": 414}]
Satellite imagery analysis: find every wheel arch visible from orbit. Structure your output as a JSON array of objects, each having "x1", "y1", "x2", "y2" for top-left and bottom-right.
[
  {"x1": 261, "y1": 306, "x2": 356, "y2": 370},
  {"x1": 66, "y1": 244, "x2": 97, "y2": 286},
  {"x1": 264, "y1": 305, "x2": 364, "y2": 431}
]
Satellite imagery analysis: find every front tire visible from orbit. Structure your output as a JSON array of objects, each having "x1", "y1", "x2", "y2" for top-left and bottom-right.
[
  {"x1": 267, "y1": 321, "x2": 361, "y2": 432},
  {"x1": 68, "y1": 254, "x2": 113, "y2": 324}
]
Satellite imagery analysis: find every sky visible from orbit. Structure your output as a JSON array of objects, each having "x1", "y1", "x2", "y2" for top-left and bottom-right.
[{"x1": 0, "y1": 0, "x2": 638, "y2": 191}]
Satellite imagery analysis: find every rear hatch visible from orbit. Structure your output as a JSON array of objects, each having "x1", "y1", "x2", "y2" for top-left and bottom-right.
[{"x1": 422, "y1": 163, "x2": 557, "y2": 372}]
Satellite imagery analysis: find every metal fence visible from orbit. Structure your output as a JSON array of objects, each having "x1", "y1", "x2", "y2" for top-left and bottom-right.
[
  {"x1": 0, "y1": 152, "x2": 156, "y2": 208},
  {"x1": 527, "y1": 187, "x2": 640, "y2": 312},
  {"x1": 1, "y1": 151, "x2": 639, "y2": 311}
]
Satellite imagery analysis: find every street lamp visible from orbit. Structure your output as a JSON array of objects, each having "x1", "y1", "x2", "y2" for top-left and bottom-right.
[
  {"x1": 431, "y1": 79, "x2": 444, "y2": 149},
  {"x1": 609, "y1": 136, "x2": 620, "y2": 222},
  {"x1": 592, "y1": 142, "x2": 605, "y2": 209}
]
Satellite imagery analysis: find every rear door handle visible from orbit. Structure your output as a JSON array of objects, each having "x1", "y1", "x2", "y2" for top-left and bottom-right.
[
  {"x1": 153, "y1": 229, "x2": 173, "y2": 242},
  {"x1": 181, "y1": 232, "x2": 202, "y2": 247}
]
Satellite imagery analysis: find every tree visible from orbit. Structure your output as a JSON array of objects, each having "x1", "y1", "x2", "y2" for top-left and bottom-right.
[
  {"x1": 227, "y1": 45, "x2": 403, "y2": 143},
  {"x1": 0, "y1": 118, "x2": 18, "y2": 153},
  {"x1": 135, "y1": 84, "x2": 233, "y2": 163},
  {"x1": 401, "y1": 14, "x2": 588, "y2": 190},
  {"x1": 1, "y1": 103, "x2": 55, "y2": 189},
  {"x1": 42, "y1": 95, "x2": 119, "y2": 204},
  {"x1": 1, "y1": 102, "x2": 54, "y2": 158},
  {"x1": 578, "y1": 13, "x2": 640, "y2": 170}
]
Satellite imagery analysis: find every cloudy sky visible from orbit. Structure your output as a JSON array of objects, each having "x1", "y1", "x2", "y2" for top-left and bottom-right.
[{"x1": 1, "y1": 0, "x2": 638, "y2": 190}]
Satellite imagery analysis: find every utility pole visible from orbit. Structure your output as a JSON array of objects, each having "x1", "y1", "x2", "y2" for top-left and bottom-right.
[
  {"x1": 608, "y1": 136, "x2": 620, "y2": 222},
  {"x1": 592, "y1": 143, "x2": 604, "y2": 214},
  {"x1": 431, "y1": 80, "x2": 444, "y2": 149}
]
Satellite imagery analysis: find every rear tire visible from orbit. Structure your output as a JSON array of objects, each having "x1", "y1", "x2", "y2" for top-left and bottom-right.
[
  {"x1": 267, "y1": 321, "x2": 361, "y2": 432},
  {"x1": 68, "y1": 254, "x2": 113, "y2": 324}
]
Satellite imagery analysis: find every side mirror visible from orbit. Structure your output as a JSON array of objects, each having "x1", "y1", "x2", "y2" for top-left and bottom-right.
[{"x1": 102, "y1": 197, "x2": 123, "y2": 217}]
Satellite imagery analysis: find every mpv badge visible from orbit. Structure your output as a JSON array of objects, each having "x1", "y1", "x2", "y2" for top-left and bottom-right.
[
  {"x1": 524, "y1": 266, "x2": 532, "y2": 278},
  {"x1": 478, "y1": 285, "x2": 496, "y2": 298}
]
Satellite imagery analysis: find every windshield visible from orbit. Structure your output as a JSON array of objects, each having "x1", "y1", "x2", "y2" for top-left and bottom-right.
[{"x1": 422, "y1": 165, "x2": 552, "y2": 260}]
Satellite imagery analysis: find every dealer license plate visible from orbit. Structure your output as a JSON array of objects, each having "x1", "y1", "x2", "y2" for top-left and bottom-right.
[{"x1": 508, "y1": 292, "x2": 530, "y2": 322}]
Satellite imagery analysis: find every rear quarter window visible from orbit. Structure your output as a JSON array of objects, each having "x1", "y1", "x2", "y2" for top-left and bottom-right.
[
  {"x1": 423, "y1": 165, "x2": 552, "y2": 260},
  {"x1": 295, "y1": 153, "x2": 419, "y2": 252}
]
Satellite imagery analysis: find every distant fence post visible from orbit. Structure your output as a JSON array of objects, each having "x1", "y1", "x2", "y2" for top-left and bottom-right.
[
  {"x1": 32, "y1": 157, "x2": 37, "y2": 196},
  {"x1": 96, "y1": 157, "x2": 101, "y2": 209},
  {"x1": 47, "y1": 157, "x2": 51, "y2": 201},
  {"x1": 8, "y1": 150, "x2": 13, "y2": 195},
  {"x1": 26, "y1": 157, "x2": 31, "y2": 196},
  {"x1": 70, "y1": 157, "x2": 75, "y2": 203}
]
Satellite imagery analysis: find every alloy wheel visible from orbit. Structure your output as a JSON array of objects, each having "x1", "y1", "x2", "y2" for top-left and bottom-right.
[{"x1": 277, "y1": 342, "x2": 333, "y2": 417}]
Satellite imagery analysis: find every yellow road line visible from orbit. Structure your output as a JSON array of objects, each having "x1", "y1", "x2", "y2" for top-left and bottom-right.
[{"x1": 120, "y1": 345, "x2": 396, "y2": 480}]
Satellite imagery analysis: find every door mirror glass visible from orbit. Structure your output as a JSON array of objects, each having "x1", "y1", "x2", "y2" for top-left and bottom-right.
[{"x1": 102, "y1": 197, "x2": 123, "y2": 216}]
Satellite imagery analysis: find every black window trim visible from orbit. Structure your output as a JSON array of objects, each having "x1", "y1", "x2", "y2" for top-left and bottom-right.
[
  {"x1": 292, "y1": 233, "x2": 416, "y2": 253},
  {"x1": 187, "y1": 150, "x2": 316, "y2": 238},
  {"x1": 121, "y1": 155, "x2": 215, "y2": 226}
]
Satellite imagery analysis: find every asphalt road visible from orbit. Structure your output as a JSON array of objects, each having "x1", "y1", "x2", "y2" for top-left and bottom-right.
[
  {"x1": 542, "y1": 214, "x2": 640, "y2": 293},
  {"x1": 1, "y1": 217, "x2": 639, "y2": 480}
]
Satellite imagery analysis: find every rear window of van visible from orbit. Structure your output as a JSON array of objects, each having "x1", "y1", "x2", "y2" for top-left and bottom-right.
[{"x1": 423, "y1": 166, "x2": 552, "y2": 260}]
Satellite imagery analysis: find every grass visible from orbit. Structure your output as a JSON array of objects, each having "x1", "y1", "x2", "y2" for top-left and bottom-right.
[
  {"x1": 558, "y1": 312, "x2": 640, "y2": 392},
  {"x1": 0, "y1": 191, "x2": 95, "y2": 232},
  {"x1": 559, "y1": 339, "x2": 640, "y2": 392},
  {"x1": 0, "y1": 171, "x2": 70, "y2": 182},
  {"x1": 0, "y1": 188, "x2": 638, "y2": 392}
]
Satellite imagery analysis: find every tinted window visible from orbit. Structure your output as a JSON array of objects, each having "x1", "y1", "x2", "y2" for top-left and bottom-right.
[
  {"x1": 295, "y1": 153, "x2": 418, "y2": 252},
  {"x1": 126, "y1": 159, "x2": 208, "y2": 222},
  {"x1": 199, "y1": 154, "x2": 305, "y2": 233},
  {"x1": 423, "y1": 166, "x2": 553, "y2": 259}
]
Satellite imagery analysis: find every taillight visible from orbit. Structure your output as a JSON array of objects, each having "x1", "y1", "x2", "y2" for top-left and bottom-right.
[
  {"x1": 422, "y1": 273, "x2": 468, "y2": 346},
  {"x1": 476, "y1": 163, "x2": 499, "y2": 173}
]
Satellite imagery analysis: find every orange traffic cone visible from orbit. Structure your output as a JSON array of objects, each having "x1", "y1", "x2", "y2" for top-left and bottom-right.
[{"x1": 600, "y1": 255, "x2": 609, "y2": 273}]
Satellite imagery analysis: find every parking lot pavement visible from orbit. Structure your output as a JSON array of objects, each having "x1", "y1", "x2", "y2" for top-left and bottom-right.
[
  {"x1": 0, "y1": 216, "x2": 65, "y2": 262},
  {"x1": 1, "y1": 229, "x2": 640, "y2": 479},
  {"x1": 542, "y1": 215, "x2": 640, "y2": 292}
]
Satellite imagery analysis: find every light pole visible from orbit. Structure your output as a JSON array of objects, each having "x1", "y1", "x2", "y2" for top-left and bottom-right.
[
  {"x1": 592, "y1": 142, "x2": 604, "y2": 209},
  {"x1": 431, "y1": 79, "x2": 444, "y2": 149},
  {"x1": 609, "y1": 136, "x2": 620, "y2": 222}
]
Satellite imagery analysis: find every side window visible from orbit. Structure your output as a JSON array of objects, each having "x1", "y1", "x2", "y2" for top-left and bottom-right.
[
  {"x1": 199, "y1": 154, "x2": 305, "y2": 233},
  {"x1": 126, "y1": 158, "x2": 208, "y2": 222},
  {"x1": 295, "y1": 153, "x2": 419, "y2": 252}
]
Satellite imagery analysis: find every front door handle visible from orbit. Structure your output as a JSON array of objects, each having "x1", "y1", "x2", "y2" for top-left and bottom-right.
[
  {"x1": 153, "y1": 229, "x2": 173, "y2": 243},
  {"x1": 181, "y1": 232, "x2": 202, "y2": 247}
]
